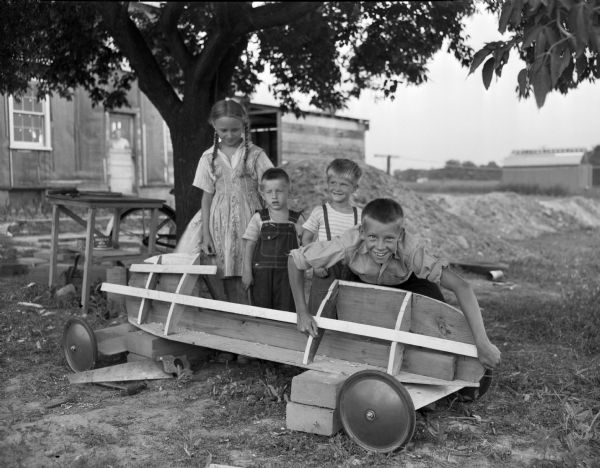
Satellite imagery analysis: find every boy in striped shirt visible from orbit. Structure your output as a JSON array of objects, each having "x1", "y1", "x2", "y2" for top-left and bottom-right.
[{"x1": 302, "y1": 159, "x2": 363, "y2": 315}]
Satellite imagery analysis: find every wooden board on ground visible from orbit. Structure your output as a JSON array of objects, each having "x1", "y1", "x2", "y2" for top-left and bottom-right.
[{"x1": 68, "y1": 360, "x2": 173, "y2": 384}]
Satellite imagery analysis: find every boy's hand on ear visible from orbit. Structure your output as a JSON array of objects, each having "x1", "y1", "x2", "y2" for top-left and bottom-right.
[{"x1": 476, "y1": 340, "x2": 501, "y2": 370}]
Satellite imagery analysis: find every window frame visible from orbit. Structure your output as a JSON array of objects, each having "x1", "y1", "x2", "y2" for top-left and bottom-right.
[{"x1": 8, "y1": 89, "x2": 52, "y2": 151}]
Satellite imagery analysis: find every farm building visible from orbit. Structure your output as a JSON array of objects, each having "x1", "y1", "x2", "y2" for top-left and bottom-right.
[
  {"x1": 502, "y1": 148, "x2": 597, "y2": 193},
  {"x1": 0, "y1": 83, "x2": 368, "y2": 211}
]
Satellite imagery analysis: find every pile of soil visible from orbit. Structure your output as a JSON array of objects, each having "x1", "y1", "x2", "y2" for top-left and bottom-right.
[
  {"x1": 284, "y1": 159, "x2": 526, "y2": 262},
  {"x1": 284, "y1": 158, "x2": 600, "y2": 262},
  {"x1": 428, "y1": 193, "x2": 600, "y2": 240}
]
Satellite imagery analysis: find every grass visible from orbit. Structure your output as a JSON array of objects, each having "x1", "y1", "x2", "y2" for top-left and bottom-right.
[{"x1": 1, "y1": 230, "x2": 599, "y2": 466}]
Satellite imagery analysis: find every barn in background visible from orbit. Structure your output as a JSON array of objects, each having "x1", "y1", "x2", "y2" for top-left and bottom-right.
[
  {"x1": 502, "y1": 148, "x2": 595, "y2": 193},
  {"x1": 0, "y1": 84, "x2": 368, "y2": 212}
]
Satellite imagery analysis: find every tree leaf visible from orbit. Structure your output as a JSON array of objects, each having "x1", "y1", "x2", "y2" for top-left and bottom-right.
[
  {"x1": 522, "y1": 24, "x2": 541, "y2": 49},
  {"x1": 509, "y1": 0, "x2": 524, "y2": 26},
  {"x1": 469, "y1": 47, "x2": 493, "y2": 74},
  {"x1": 532, "y1": 63, "x2": 551, "y2": 107},
  {"x1": 550, "y1": 52, "x2": 560, "y2": 86},
  {"x1": 517, "y1": 68, "x2": 528, "y2": 95},
  {"x1": 482, "y1": 57, "x2": 495, "y2": 89},
  {"x1": 575, "y1": 3, "x2": 590, "y2": 46},
  {"x1": 498, "y1": 0, "x2": 513, "y2": 33}
]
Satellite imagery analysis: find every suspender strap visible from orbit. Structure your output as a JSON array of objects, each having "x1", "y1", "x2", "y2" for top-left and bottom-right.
[
  {"x1": 288, "y1": 210, "x2": 301, "y2": 224},
  {"x1": 353, "y1": 206, "x2": 358, "y2": 225},
  {"x1": 322, "y1": 204, "x2": 331, "y2": 241},
  {"x1": 258, "y1": 209, "x2": 270, "y2": 221}
]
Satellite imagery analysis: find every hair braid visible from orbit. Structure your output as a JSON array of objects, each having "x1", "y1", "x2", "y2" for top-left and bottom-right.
[
  {"x1": 211, "y1": 131, "x2": 219, "y2": 176},
  {"x1": 242, "y1": 121, "x2": 250, "y2": 177}
]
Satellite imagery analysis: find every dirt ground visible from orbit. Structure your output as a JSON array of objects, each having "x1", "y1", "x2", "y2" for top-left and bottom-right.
[{"x1": 1, "y1": 184, "x2": 599, "y2": 467}]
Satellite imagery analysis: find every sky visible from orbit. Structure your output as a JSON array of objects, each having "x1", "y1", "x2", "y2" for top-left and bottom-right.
[{"x1": 252, "y1": 9, "x2": 600, "y2": 173}]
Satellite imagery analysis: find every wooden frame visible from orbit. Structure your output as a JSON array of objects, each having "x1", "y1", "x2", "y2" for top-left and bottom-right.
[{"x1": 101, "y1": 253, "x2": 485, "y2": 387}]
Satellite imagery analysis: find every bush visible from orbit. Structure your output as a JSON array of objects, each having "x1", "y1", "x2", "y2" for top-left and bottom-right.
[{"x1": 498, "y1": 183, "x2": 569, "y2": 197}]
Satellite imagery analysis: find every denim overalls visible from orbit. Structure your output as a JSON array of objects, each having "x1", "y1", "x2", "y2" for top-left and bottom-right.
[{"x1": 251, "y1": 209, "x2": 301, "y2": 311}]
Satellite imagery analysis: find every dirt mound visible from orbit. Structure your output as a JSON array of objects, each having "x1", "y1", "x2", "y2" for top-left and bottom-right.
[
  {"x1": 428, "y1": 192, "x2": 600, "y2": 240},
  {"x1": 284, "y1": 159, "x2": 525, "y2": 262}
]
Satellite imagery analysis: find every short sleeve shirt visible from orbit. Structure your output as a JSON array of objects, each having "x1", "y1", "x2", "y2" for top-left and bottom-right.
[
  {"x1": 302, "y1": 203, "x2": 362, "y2": 240},
  {"x1": 192, "y1": 142, "x2": 273, "y2": 194},
  {"x1": 289, "y1": 226, "x2": 449, "y2": 286}
]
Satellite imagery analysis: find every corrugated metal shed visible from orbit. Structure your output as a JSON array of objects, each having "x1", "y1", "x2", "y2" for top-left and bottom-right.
[
  {"x1": 501, "y1": 148, "x2": 593, "y2": 192},
  {"x1": 503, "y1": 148, "x2": 587, "y2": 167}
]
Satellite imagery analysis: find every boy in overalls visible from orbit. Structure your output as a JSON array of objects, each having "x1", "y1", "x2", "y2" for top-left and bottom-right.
[{"x1": 242, "y1": 168, "x2": 305, "y2": 311}]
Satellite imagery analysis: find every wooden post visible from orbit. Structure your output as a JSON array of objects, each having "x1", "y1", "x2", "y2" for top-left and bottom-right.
[
  {"x1": 387, "y1": 293, "x2": 412, "y2": 375},
  {"x1": 374, "y1": 154, "x2": 403, "y2": 175},
  {"x1": 48, "y1": 204, "x2": 60, "y2": 287},
  {"x1": 81, "y1": 207, "x2": 96, "y2": 315}
]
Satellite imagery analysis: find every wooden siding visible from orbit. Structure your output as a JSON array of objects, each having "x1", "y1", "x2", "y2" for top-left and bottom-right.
[
  {"x1": 50, "y1": 96, "x2": 76, "y2": 178},
  {"x1": 280, "y1": 116, "x2": 366, "y2": 163},
  {"x1": 75, "y1": 88, "x2": 106, "y2": 179}
]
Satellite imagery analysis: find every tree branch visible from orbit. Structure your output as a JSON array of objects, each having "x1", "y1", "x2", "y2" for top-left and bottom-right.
[
  {"x1": 159, "y1": 2, "x2": 193, "y2": 73},
  {"x1": 91, "y1": 1, "x2": 182, "y2": 125}
]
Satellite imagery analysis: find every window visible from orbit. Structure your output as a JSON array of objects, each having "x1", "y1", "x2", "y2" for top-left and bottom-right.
[{"x1": 8, "y1": 85, "x2": 52, "y2": 150}]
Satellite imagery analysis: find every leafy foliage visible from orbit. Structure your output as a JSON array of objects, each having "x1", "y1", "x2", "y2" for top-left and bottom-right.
[
  {"x1": 0, "y1": 1, "x2": 478, "y2": 227},
  {"x1": 471, "y1": 0, "x2": 600, "y2": 107}
]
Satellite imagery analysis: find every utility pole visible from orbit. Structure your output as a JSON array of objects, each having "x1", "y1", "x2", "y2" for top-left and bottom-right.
[{"x1": 374, "y1": 154, "x2": 403, "y2": 175}]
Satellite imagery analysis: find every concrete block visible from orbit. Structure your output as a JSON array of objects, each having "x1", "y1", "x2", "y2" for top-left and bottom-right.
[
  {"x1": 286, "y1": 401, "x2": 342, "y2": 436},
  {"x1": 290, "y1": 370, "x2": 347, "y2": 409}
]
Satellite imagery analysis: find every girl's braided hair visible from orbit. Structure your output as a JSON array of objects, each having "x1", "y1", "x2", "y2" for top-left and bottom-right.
[{"x1": 209, "y1": 99, "x2": 251, "y2": 177}]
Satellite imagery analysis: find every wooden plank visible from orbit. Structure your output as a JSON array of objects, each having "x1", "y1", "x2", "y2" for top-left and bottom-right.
[
  {"x1": 48, "y1": 204, "x2": 60, "y2": 287},
  {"x1": 163, "y1": 254, "x2": 201, "y2": 335},
  {"x1": 336, "y1": 282, "x2": 406, "y2": 329},
  {"x1": 81, "y1": 207, "x2": 96, "y2": 315},
  {"x1": 136, "y1": 256, "x2": 161, "y2": 325},
  {"x1": 303, "y1": 282, "x2": 338, "y2": 365},
  {"x1": 402, "y1": 348, "x2": 457, "y2": 381},
  {"x1": 129, "y1": 264, "x2": 217, "y2": 275},
  {"x1": 403, "y1": 384, "x2": 464, "y2": 410},
  {"x1": 101, "y1": 283, "x2": 479, "y2": 358},
  {"x1": 410, "y1": 294, "x2": 477, "y2": 345},
  {"x1": 58, "y1": 205, "x2": 107, "y2": 239},
  {"x1": 455, "y1": 356, "x2": 485, "y2": 383},
  {"x1": 96, "y1": 322, "x2": 136, "y2": 355},
  {"x1": 67, "y1": 360, "x2": 173, "y2": 384},
  {"x1": 146, "y1": 207, "x2": 158, "y2": 254},
  {"x1": 135, "y1": 321, "x2": 478, "y2": 387},
  {"x1": 124, "y1": 330, "x2": 197, "y2": 358},
  {"x1": 387, "y1": 293, "x2": 412, "y2": 375}
]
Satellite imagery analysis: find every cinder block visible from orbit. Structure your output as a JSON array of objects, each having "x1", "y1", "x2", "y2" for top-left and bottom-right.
[
  {"x1": 290, "y1": 370, "x2": 347, "y2": 409},
  {"x1": 286, "y1": 401, "x2": 342, "y2": 436}
]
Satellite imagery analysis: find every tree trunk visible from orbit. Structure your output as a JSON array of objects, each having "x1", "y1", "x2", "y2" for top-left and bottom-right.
[{"x1": 170, "y1": 95, "x2": 213, "y2": 238}]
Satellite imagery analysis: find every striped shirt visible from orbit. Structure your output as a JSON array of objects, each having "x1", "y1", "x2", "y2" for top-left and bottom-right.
[{"x1": 303, "y1": 203, "x2": 362, "y2": 241}]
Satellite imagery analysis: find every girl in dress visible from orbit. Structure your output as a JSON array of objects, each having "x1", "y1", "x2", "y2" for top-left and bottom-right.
[{"x1": 185, "y1": 99, "x2": 273, "y2": 303}]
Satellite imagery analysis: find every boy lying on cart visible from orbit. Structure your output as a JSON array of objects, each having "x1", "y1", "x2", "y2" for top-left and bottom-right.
[{"x1": 287, "y1": 198, "x2": 501, "y2": 370}]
